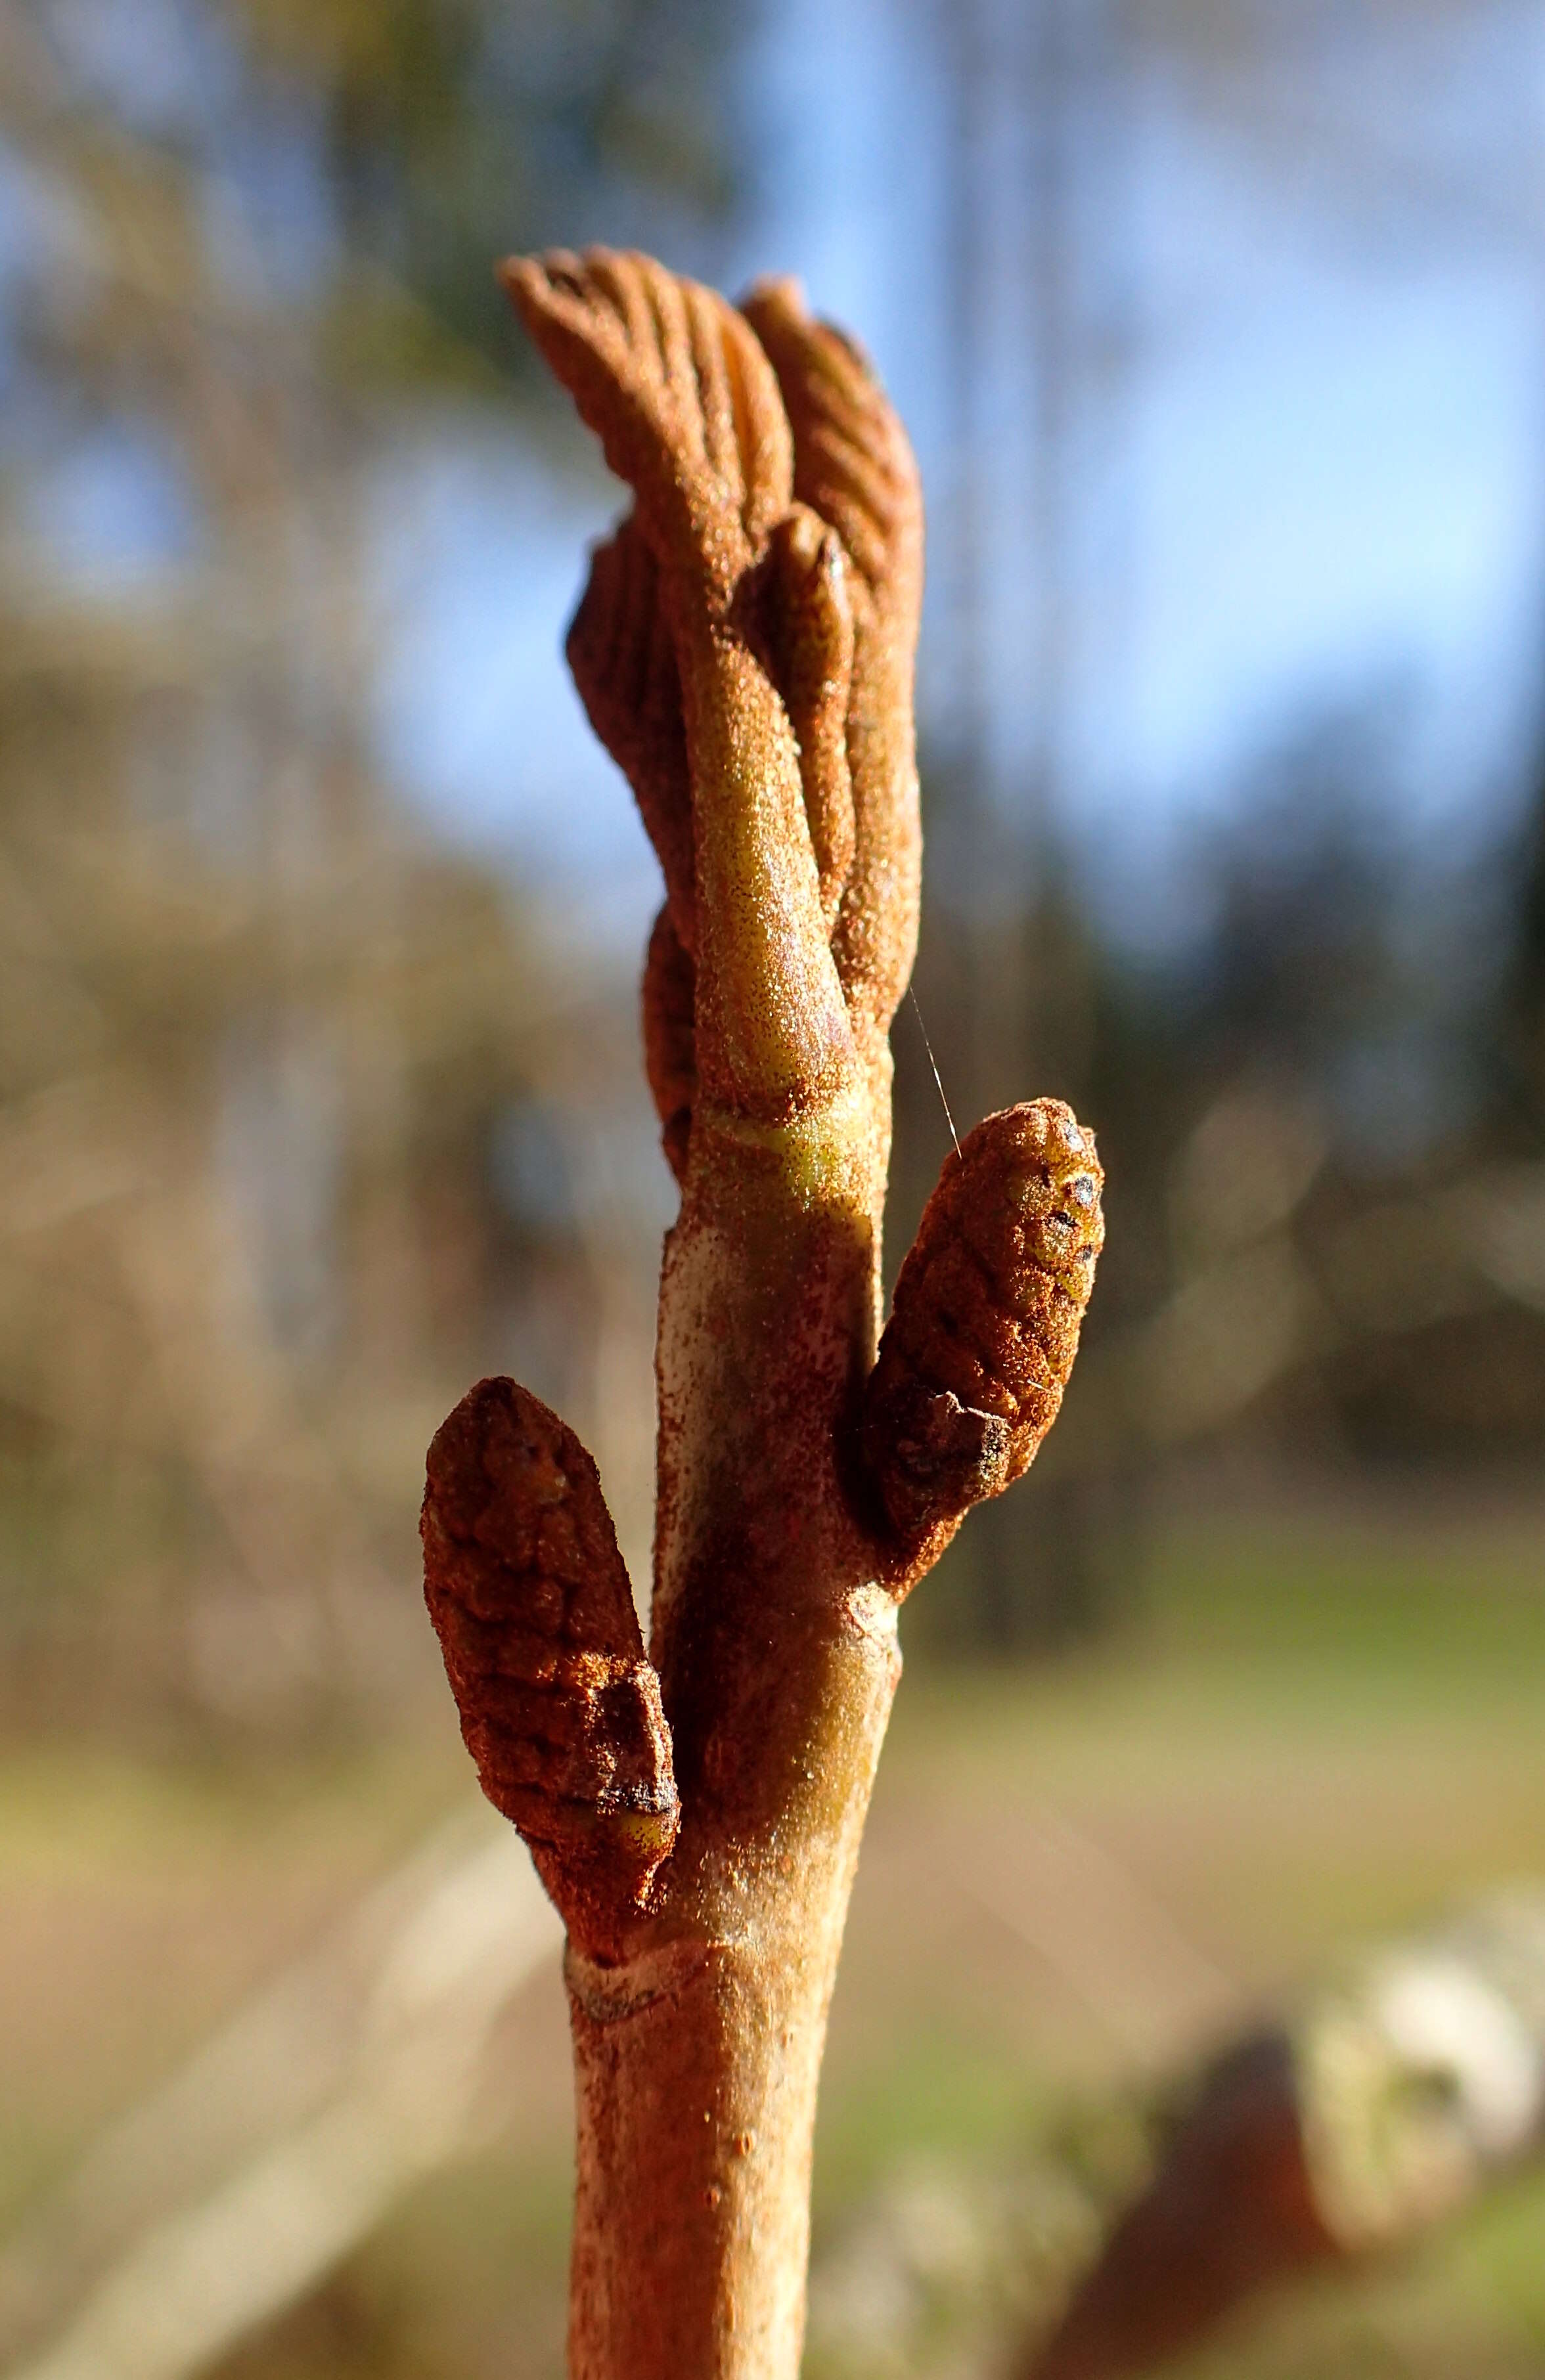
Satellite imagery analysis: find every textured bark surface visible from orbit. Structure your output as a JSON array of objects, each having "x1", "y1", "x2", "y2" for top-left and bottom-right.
[{"x1": 420, "y1": 248, "x2": 1105, "y2": 2379}]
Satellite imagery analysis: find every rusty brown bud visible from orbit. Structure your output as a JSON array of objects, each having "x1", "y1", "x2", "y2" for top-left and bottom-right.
[
  {"x1": 422, "y1": 1377, "x2": 679, "y2": 1940},
  {"x1": 861, "y1": 1099, "x2": 1104, "y2": 1562}
]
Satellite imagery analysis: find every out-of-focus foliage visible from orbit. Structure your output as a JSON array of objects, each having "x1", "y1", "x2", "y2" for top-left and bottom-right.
[
  {"x1": 900, "y1": 694, "x2": 1545, "y2": 1648},
  {"x1": 229, "y1": 0, "x2": 748, "y2": 391},
  {"x1": 0, "y1": 0, "x2": 743, "y2": 1729},
  {"x1": 5, "y1": 0, "x2": 1544, "y2": 1704},
  {"x1": 890, "y1": 0, "x2": 1545, "y2": 1644}
]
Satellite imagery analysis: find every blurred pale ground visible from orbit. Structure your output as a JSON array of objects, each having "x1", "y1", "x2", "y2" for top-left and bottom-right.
[
  {"x1": 3, "y1": 1, "x2": 1545, "y2": 2375},
  {"x1": 9, "y1": 1488, "x2": 1545, "y2": 2377}
]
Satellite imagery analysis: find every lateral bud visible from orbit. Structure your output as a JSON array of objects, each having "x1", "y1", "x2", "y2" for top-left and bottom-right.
[
  {"x1": 861, "y1": 1099, "x2": 1104, "y2": 1572},
  {"x1": 422, "y1": 1377, "x2": 679, "y2": 1952}
]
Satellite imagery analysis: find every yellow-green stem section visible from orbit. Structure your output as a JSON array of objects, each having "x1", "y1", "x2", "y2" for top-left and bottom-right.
[{"x1": 563, "y1": 1061, "x2": 897, "y2": 2378}]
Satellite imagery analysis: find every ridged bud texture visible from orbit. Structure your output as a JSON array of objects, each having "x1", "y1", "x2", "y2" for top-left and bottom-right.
[
  {"x1": 422, "y1": 1377, "x2": 679, "y2": 1926},
  {"x1": 861, "y1": 1099, "x2": 1104, "y2": 1554}
]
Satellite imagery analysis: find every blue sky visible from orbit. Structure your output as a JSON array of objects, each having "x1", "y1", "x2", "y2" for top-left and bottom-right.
[
  {"x1": 365, "y1": 0, "x2": 1545, "y2": 954},
  {"x1": 16, "y1": 0, "x2": 1545, "y2": 956}
]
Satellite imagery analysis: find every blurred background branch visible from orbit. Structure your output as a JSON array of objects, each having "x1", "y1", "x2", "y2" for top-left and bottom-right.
[{"x1": 1, "y1": 1815, "x2": 560, "y2": 2380}]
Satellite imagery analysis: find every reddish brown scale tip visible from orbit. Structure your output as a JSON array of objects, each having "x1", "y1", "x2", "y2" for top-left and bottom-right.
[
  {"x1": 642, "y1": 904, "x2": 697, "y2": 1183},
  {"x1": 860, "y1": 1100, "x2": 1104, "y2": 1564},
  {"x1": 422, "y1": 1377, "x2": 679, "y2": 1938},
  {"x1": 566, "y1": 519, "x2": 696, "y2": 952},
  {"x1": 499, "y1": 246, "x2": 794, "y2": 590}
]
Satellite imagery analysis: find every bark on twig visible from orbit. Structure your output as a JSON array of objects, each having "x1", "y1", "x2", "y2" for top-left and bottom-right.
[{"x1": 419, "y1": 248, "x2": 1105, "y2": 2379}]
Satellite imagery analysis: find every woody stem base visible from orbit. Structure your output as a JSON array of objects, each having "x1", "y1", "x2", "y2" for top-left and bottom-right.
[{"x1": 564, "y1": 1599, "x2": 899, "y2": 2380}]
